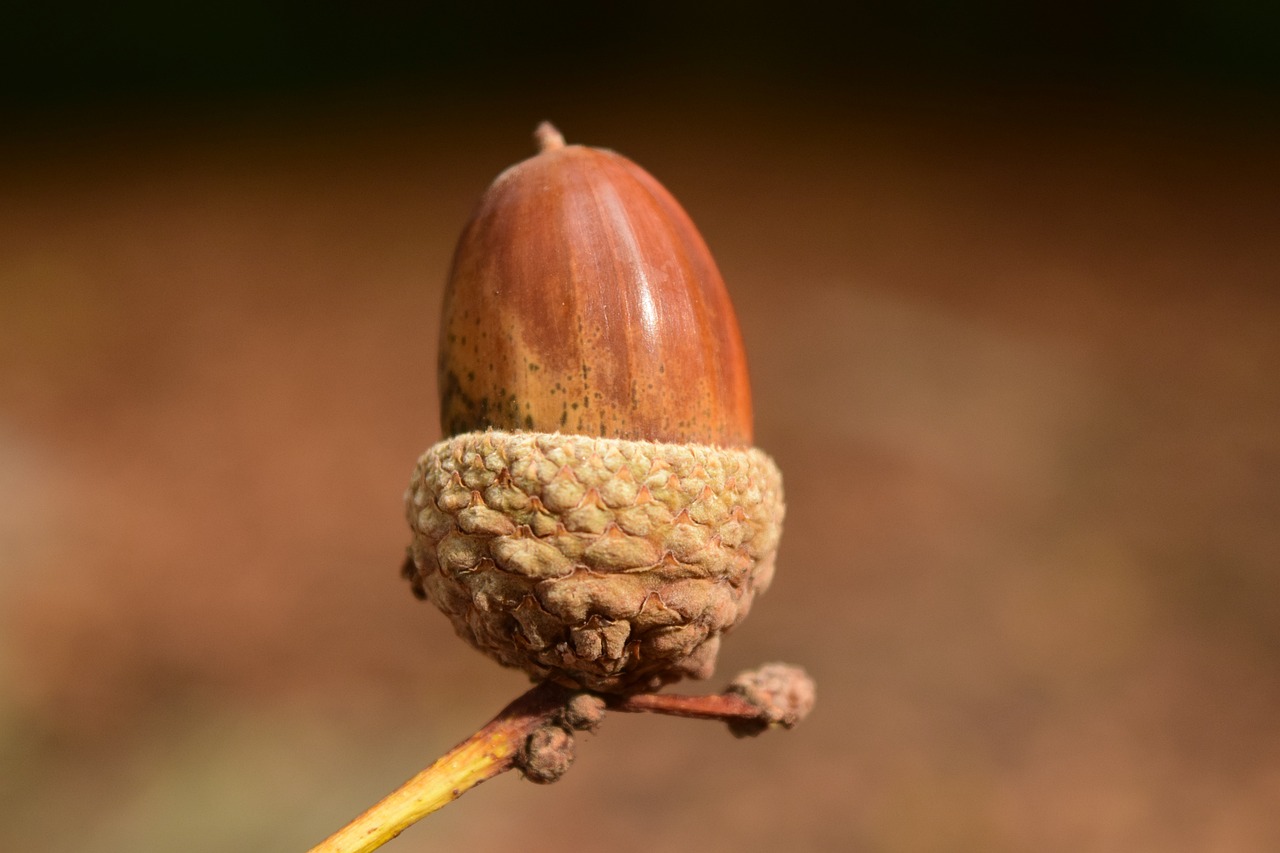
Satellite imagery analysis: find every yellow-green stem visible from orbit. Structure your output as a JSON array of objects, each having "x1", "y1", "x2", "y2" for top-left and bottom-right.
[{"x1": 307, "y1": 681, "x2": 572, "y2": 853}]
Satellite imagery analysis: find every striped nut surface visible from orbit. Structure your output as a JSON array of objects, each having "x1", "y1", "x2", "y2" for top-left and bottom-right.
[{"x1": 403, "y1": 430, "x2": 784, "y2": 693}]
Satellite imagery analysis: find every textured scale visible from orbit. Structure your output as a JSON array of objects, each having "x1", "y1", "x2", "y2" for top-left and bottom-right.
[{"x1": 403, "y1": 432, "x2": 784, "y2": 693}]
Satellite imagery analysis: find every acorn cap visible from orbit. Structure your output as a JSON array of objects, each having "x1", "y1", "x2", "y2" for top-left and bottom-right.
[{"x1": 404, "y1": 431, "x2": 783, "y2": 693}]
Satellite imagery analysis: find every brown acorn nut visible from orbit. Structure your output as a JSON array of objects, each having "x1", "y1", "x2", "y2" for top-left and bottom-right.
[
  {"x1": 438, "y1": 122, "x2": 753, "y2": 446},
  {"x1": 404, "y1": 124, "x2": 784, "y2": 694}
]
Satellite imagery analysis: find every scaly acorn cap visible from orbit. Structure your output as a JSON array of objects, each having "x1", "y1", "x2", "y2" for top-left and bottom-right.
[{"x1": 404, "y1": 124, "x2": 784, "y2": 693}]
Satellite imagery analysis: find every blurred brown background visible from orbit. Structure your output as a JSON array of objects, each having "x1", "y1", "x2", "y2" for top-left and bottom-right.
[{"x1": 2, "y1": 4, "x2": 1279, "y2": 851}]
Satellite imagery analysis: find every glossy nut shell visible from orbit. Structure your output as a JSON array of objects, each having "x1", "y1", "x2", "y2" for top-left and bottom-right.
[{"x1": 437, "y1": 138, "x2": 753, "y2": 447}]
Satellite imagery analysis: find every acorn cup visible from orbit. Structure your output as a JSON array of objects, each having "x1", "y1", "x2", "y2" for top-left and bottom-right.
[{"x1": 403, "y1": 123, "x2": 785, "y2": 694}]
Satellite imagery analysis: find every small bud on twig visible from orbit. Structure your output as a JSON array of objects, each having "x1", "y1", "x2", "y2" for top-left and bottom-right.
[
  {"x1": 725, "y1": 663, "x2": 817, "y2": 737},
  {"x1": 517, "y1": 724, "x2": 576, "y2": 784}
]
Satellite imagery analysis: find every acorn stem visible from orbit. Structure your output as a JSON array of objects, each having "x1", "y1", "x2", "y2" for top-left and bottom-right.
[
  {"x1": 306, "y1": 681, "x2": 574, "y2": 853},
  {"x1": 307, "y1": 665, "x2": 814, "y2": 852},
  {"x1": 605, "y1": 690, "x2": 763, "y2": 720},
  {"x1": 533, "y1": 121, "x2": 566, "y2": 152}
]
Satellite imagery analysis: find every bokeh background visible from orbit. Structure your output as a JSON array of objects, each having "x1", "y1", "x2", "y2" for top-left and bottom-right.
[{"x1": 2, "y1": 4, "x2": 1279, "y2": 851}]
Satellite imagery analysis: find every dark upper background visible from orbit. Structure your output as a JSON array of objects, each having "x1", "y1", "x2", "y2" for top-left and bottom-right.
[
  {"x1": 5, "y1": 2, "x2": 1280, "y2": 121},
  {"x1": 2, "y1": 4, "x2": 1278, "y2": 852}
]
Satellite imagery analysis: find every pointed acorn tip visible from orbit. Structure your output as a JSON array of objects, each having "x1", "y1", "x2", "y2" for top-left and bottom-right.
[{"x1": 534, "y1": 121, "x2": 566, "y2": 153}]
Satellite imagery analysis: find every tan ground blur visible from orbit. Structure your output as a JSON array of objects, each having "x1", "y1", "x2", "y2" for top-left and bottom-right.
[{"x1": 1, "y1": 94, "x2": 1277, "y2": 852}]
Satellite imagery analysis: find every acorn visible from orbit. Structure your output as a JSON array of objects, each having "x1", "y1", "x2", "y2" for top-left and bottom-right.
[{"x1": 403, "y1": 123, "x2": 784, "y2": 694}]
